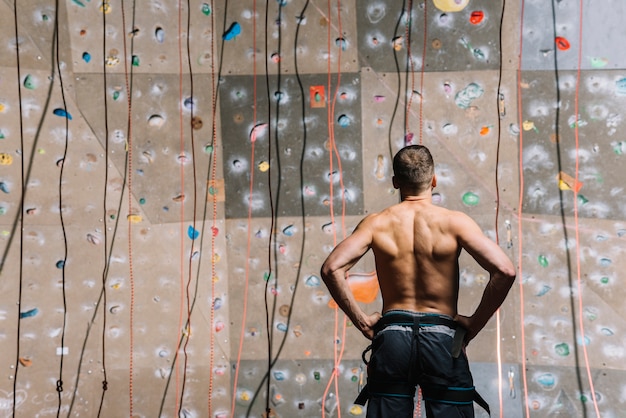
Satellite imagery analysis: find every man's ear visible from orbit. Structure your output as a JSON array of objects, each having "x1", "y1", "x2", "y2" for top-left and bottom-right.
[
  {"x1": 392, "y1": 176, "x2": 399, "y2": 189},
  {"x1": 432, "y1": 174, "x2": 437, "y2": 189}
]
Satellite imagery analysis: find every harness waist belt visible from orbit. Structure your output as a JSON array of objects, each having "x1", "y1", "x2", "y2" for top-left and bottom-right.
[{"x1": 373, "y1": 313, "x2": 458, "y2": 334}]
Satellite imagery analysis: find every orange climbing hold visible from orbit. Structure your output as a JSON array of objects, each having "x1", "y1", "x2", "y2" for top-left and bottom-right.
[
  {"x1": 555, "y1": 36, "x2": 570, "y2": 51},
  {"x1": 470, "y1": 11, "x2": 484, "y2": 25},
  {"x1": 328, "y1": 271, "x2": 379, "y2": 308}
]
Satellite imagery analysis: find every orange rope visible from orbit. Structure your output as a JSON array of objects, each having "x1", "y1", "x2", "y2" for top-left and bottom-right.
[
  {"x1": 418, "y1": 0, "x2": 427, "y2": 145},
  {"x1": 207, "y1": 0, "x2": 218, "y2": 414},
  {"x1": 230, "y1": 1, "x2": 257, "y2": 415},
  {"x1": 119, "y1": 1, "x2": 136, "y2": 415},
  {"x1": 322, "y1": 1, "x2": 350, "y2": 416},
  {"x1": 572, "y1": 1, "x2": 600, "y2": 415}
]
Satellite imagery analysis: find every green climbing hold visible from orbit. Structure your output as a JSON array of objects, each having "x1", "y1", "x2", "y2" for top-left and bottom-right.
[
  {"x1": 600, "y1": 277, "x2": 609, "y2": 284},
  {"x1": 538, "y1": 254, "x2": 549, "y2": 267},
  {"x1": 577, "y1": 194, "x2": 588, "y2": 205},
  {"x1": 462, "y1": 192, "x2": 479, "y2": 206},
  {"x1": 139, "y1": 198, "x2": 146, "y2": 205},
  {"x1": 24, "y1": 74, "x2": 36, "y2": 90},
  {"x1": 554, "y1": 343, "x2": 570, "y2": 356},
  {"x1": 202, "y1": 3, "x2": 211, "y2": 16},
  {"x1": 113, "y1": 91, "x2": 120, "y2": 101},
  {"x1": 132, "y1": 55, "x2": 140, "y2": 66},
  {"x1": 204, "y1": 144, "x2": 214, "y2": 153}
]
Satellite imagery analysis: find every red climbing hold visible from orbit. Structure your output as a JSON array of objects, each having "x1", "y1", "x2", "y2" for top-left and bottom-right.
[
  {"x1": 470, "y1": 11, "x2": 484, "y2": 25},
  {"x1": 555, "y1": 36, "x2": 570, "y2": 51}
]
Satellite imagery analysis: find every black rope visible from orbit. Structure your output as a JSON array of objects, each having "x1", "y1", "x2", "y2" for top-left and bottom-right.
[
  {"x1": 53, "y1": 0, "x2": 70, "y2": 415},
  {"x1": 178, "y1": 0, "x2": 200, "y2": 412}
]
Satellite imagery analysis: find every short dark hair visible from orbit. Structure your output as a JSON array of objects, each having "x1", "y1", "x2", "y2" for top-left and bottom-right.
[{"x1": 392, "y1": 145, "x2": 434, "y2": 191}]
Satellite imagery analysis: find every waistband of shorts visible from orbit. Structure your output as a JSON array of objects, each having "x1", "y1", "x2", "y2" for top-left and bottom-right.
[{"x1": 375, "y1": 310, "x2": 457, "y2": 333}]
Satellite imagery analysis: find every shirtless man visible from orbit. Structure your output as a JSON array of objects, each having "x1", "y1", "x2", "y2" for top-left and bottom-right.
[{"x1": 320, "y1": 145, "x2": 516, "y2": 417}]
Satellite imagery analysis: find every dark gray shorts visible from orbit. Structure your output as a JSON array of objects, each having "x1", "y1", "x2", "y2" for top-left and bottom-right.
[{"x1": 365, "y1": 310, "x2": 475, "y2": 418}]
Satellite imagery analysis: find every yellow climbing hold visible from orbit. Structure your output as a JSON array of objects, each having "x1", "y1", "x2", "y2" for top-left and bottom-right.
[
  {"x1": 522, "y1": 120, "x2": 536, "y2": 131},
  {"x1": 349, "y1": 405, "x2": 363, "y2": 415},
  {"x1": 127, "y1": 214, "x2": 142, "y2": 223},
  {"x1": 258, "y1": 161, "x2": 270, "y2": 172},
  {"x1": 99, "y1": 1, "x2": 112, "y2": 13},
  {"x1": 0, "y1": 153, "x2": 13, "y2": 165},
  {"x1": 433, "y1": 0, "x2": 469, "y2": 12}
]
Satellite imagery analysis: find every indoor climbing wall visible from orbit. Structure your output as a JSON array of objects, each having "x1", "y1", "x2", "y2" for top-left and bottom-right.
[{"x1": 0, "y1": 0, "x2": 624, "y2": 417}]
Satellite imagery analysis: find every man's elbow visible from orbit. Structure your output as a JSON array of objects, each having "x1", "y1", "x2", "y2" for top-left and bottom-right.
[{"x1": 499, "y1": 262, "x2": 516, "y2": 284}]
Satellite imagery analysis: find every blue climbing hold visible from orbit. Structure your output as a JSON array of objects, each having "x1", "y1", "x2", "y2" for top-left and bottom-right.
[
  {"x1": 53, "y1": 108, "x2": 72, "y2": 120},
  {"x1": 82, "y1": 52, "x2": 91, "y2": 63},
  {"x1": 20, "y1": 308, "x2": 39, "y2": 319},
  {"x1": 223, "y1": 22, "x2": 241, "y2": 40},
  {"x1": 188, "y1": 225, "x2": 200, "y2": 240}
]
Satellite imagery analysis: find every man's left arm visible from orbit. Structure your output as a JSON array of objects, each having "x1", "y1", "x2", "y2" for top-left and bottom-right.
[{"x1": 320, "y1": 218, "x2": 381, "y2": 339}]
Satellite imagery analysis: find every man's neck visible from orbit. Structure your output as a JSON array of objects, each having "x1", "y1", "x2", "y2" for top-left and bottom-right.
[{"x1": 400, "y1": 189, "x2": 432, "y2": 202}]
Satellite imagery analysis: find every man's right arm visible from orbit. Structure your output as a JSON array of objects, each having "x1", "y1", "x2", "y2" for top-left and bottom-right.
[{"x1": 452, "y1": 212, "x2": 516, "y2": 344}]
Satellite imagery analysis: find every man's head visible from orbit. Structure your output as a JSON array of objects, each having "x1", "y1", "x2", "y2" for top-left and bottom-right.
[{"x1": 392, "y1": 145, "x2": 435, "y2": 193}]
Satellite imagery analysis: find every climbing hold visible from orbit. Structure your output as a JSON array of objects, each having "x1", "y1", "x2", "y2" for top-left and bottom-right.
[
  {"x1": 404, "y1": 132, "x2": 414, "y2": 146},
  {"x1": 454, "y1": 83, "x2": 484, "y2": 109},
  {"x1": 392, "y1": 36, "x2": 403, "y2": 51},
  {"x1": 86, "y1": 233, "x2": 101, "y2": 245},
  {"x1": 310, "y1": 86, "x2": 325, "y2": 108},
  {"x1": 148, "y1": 114, "x2": 165, "y2": 128},
  {"x1": 522, "y1": 120, "x2": 537, "y2": 132},
  {"x1": 536, "y1": 285, "x2": 551, "y2": 296},
  {"x1": 132, "y1": 55, "x2": 140, "y2": 66},
  {"x1": 258, "y1": 161, "x2": 270, "y2": 172},
  {"x1": 191, "y1": 116, "x2": 203, "y2": 130},
  {"x1": 82, "y1": 52, "x2": 91, "y2": 63},
  {"x1": 201, "y1": 3, "x2": 211, "y2": 15},
  {"x1": 304, "y1": 275, "x2": 321, "y2": 287},
  {"x1": 469, "y1": 11, "x2": 484, "y2": 25},
  {"x1": 615, "y1": 78, "x2": 626, "y2": 95},
  {"x1": 0, "y1": 154, "x2": 13, "y2": 165},
  {"x1": 554, "y1": 343, "x2": 570, "y2": 356},
  {"x1": 538, "y1": 255, "x2": 548, "y2": 267},
  {"x1": 479, "y1": 125, "x2": 491, "y2": 136},
  {"x1": 555, "y1": 36, "x2": 570, "y2": 51},
  {"x1": 349, "y1": 405, "x2": 363, "y2": 415},
  {"x1": 335, "y1": 37, "x2": 347, "y2": 50},
  {"x1": 99, "y1": 1, "x2": 111, "y2": 13},
  {"x1": 250, "y1": 123, "x2": 268, "y2": 143},
  {"x1": 536, "y1": 373, "x2": 556, "y2": 388},
  {"x1": 53, "y1": 108, "x2": 72, "y2": 120},
  {"x1": 20, "y1": 308, "x2": 39, "y2": 319},
  {"x1": 557, "y1": 171, "x2": 583, "y2": 193},
  {"x1": 127, "y1": 214, "x2": 142, "y2": 223},
  {"x1": 155, "y1": 27, "x2": 165, "y2": 43},
  {"x1": 282, "y1": 225, "x2": 295, "y2": 236},
  {"x1": 184, "y1": 97, "x2": 195, "y2": 110},
  {"x1": 461, "y1": 191, "x2": 479, "y2": 206},
  {"x1": 188, "y1": 225, "x2": 200, "y2": 240},
  {"x1": 433, "y1": 0, "x2": 469, "y2": 12},
  {"x1": 18, "y1": 358, "x2": 32, "y2": 367},
  {"x1": 23, "y1": 74, "x2": 36, "y2": 89},
  {"x1": 271, "y1": 53, "x2": 280, "y2": 63},
  {"x1": 337, "y1": 114, "x2": 351, "y2": 127},
  {"x1": 223, "y1": 22, "x2": 241, "y2": 41}
]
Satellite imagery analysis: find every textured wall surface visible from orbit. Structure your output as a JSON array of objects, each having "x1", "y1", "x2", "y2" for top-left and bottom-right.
[{"x1": 0, "y1": 0, "x2": 624, "y2": 417}]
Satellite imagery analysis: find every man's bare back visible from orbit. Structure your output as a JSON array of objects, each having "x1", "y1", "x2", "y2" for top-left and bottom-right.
[{"x1": 367, "y1": 198, "x2": 462, "y2": 317}]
